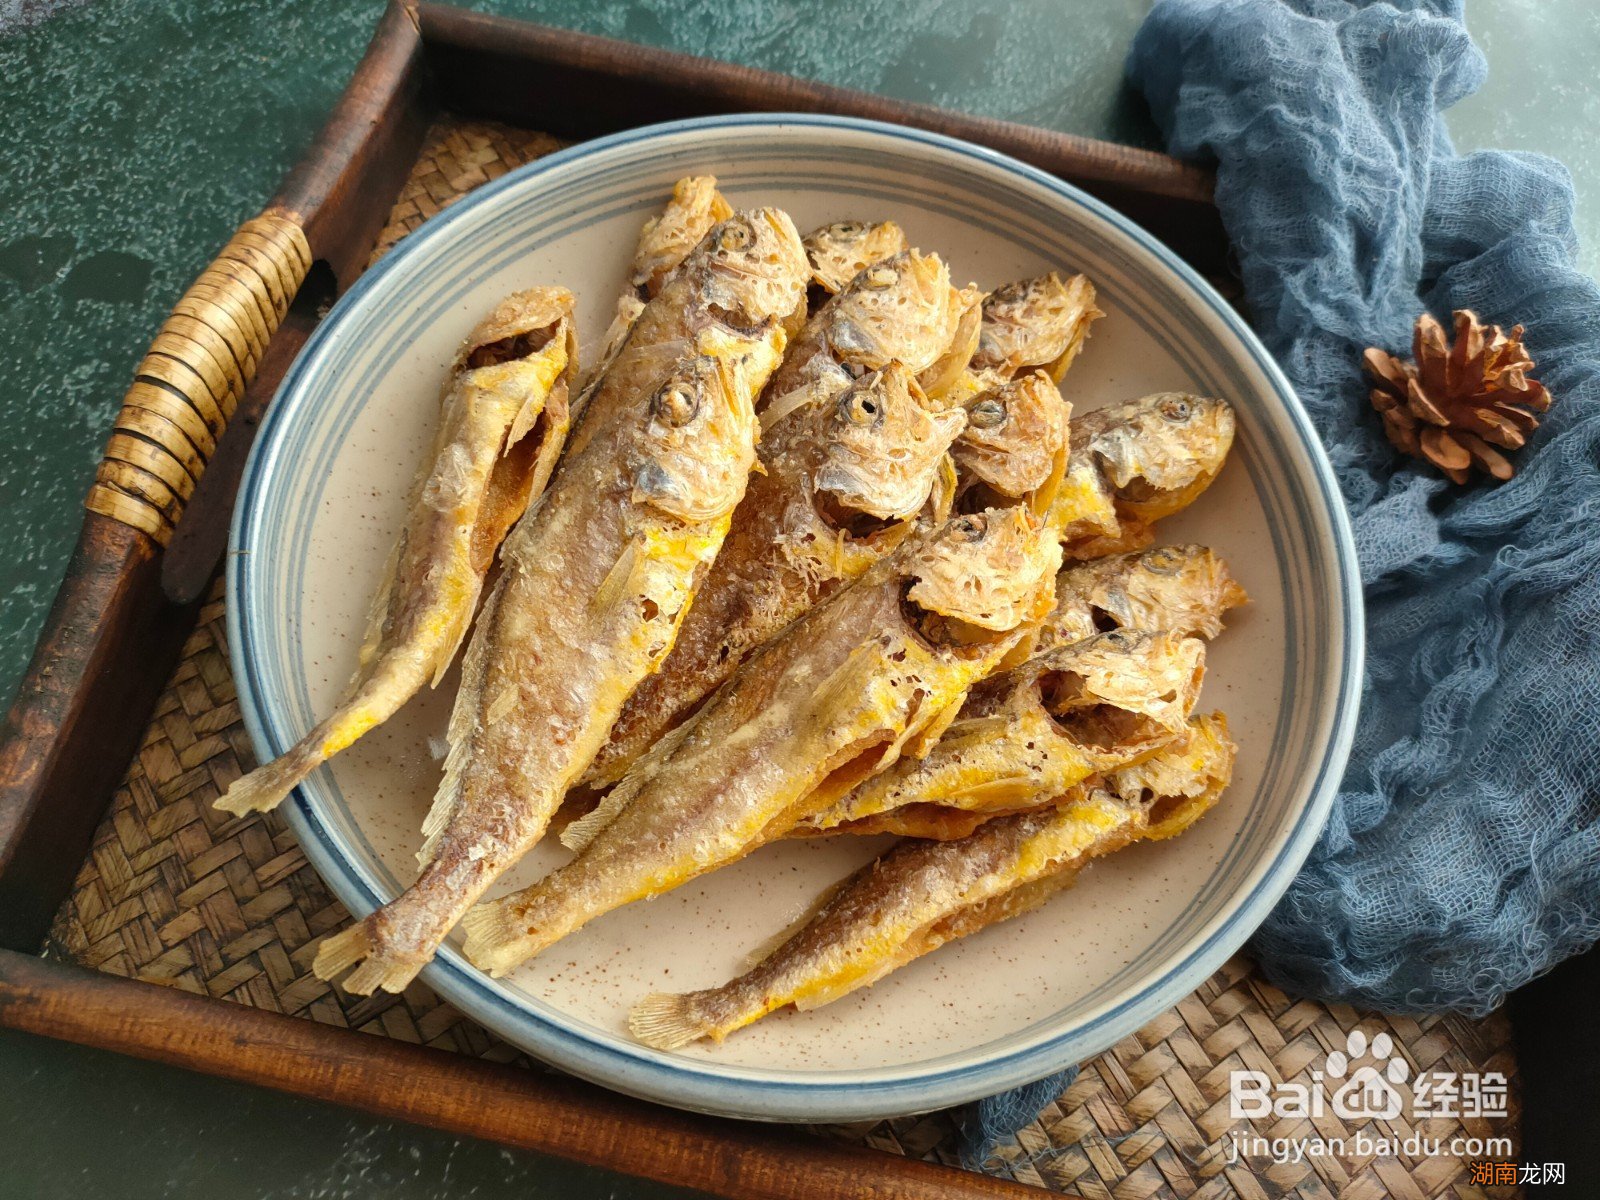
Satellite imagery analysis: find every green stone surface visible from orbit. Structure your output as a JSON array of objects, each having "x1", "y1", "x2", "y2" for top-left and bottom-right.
[{"x1": 0, "y1": 1, "x2": 1595, "y2": 1196}]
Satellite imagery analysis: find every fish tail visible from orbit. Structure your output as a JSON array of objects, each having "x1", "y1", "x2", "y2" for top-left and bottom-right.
[
  {"x1": 311, "y1": 922, "x2": 428, "y2": 995},
  {"x1": 215, "y1": 742, "x2": 323, "y2": 816},
  {"x1": 459, "y1": 898, "x2": 537, "y2": 977},
  {"x1": 217, "y1": 658, "x2": 422, "y2": 817},
  {"x1": 628, "y1": 992, "x2": 717, "y2": 1050}
]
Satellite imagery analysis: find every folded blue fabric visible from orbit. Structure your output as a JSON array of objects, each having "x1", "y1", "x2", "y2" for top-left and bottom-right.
[{"x1": 960, "y1": 0, "x2": 1600, "y2": 1166}]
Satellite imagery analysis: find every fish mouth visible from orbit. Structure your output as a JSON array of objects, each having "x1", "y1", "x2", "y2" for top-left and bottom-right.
[
  {"x1": 1036, "y1": 669, "x2": 1171, "y2": 749},
  {"x1": 814, "y1": 489, "x2": 903, "y2": 540},
  {"x1": 706, "y1": 302, "x2": 771, "y2": 338},
  {"x1": 897, "y1": 581, "x2": 1010, "y2": 657},
  {"x1": 463, "y1": 321, "x2": 561, "y2": 369}
]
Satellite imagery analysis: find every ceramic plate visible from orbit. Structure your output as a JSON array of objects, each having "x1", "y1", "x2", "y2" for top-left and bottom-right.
[{"x1": 229, "y1": 114, "x2": 1361, "y2": 1122}]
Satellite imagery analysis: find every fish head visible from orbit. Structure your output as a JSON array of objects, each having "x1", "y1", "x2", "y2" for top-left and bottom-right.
[
  {"x1": 690, "y1": 208, "x2": 809, "y2": 337},
  {"x1": 1101, "y1": 711, "x2": 1236, "y2": 838},
  {"x1": 629, "y1": 176, "x2": 734, "y2": 299},
  {"x1": 1051, "y1": 544, "x2": 1248, "y2": 643},
  {"x1": 803, "y1": 219, "x2": 908, "y2": 295},
  {"x1": 970, "y1": 272, "x2": 1103, "y2": 382},
  {"x1": 899, "y1": 506, "x2": 1063, "y2": 649},
  {"x1": 1032, "y1": 629, "x2": 1206, "y2": 757},
  {"x1": 953, "y1": 371, "x2": 1072, "y2": 512},
  {"x1": 455, "y1": 286, "x2": 576, "y2": 374},
  {"x1": 821, "y1": 250, "x2": 960, "y2": 376},
  {"x1": 1073, "y1": 392, "x2": 1236, "y2": 524},
  {"x1": 631, "y1": 327, "x2": 780, "y2": 523},
  {"x1": 810, "y1": 362, "x2": 968, "y2": 532}
]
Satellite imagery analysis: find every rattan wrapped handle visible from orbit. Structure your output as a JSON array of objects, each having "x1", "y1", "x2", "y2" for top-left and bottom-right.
[{"x1": 85, "y1": 208, "x2": 312, "y2": 545}]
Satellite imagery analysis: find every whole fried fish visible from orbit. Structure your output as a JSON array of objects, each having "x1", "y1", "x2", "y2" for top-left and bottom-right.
[
  {"x1": 583, "y1": 177, "x2": 735, "y2": 415},
  {"x1": 629, "y1": 713, "x2": 1235, "y2": 1048},
  {"x1": 799, "y1": 629, "x2": 1204, "y2": 836},
  {"x1": 1052, "y1": 392, "x2": 1236, "y2": 556},
  {"x1": 217, "y1": 288, "x2": 578, "y2": 817},
  {"x1": 460, "y1": 506, "x2": 1063, "y2": 977},
  {"x1": 311, "y1": 212, "x2": 807, "y2": 994},
  {"x1": 803, "y1": 219, "x2": 908, "y2": 298},
  {"x1": 584, "y1": 361, "x2": 967, "y2": 791},
  {"x1": 763, "y1": 250, "x2": 975, "y2": 404}
]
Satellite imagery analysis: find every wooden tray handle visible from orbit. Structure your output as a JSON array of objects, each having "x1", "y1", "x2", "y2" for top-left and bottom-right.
[{"x1": 84, "y1": 207, "x2": 312, "y2": 545}]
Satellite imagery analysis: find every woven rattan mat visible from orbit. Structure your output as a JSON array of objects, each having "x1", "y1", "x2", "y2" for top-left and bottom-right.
[{"x1": 45, "y1": 118, "x2": 1523, "y2": 1200}]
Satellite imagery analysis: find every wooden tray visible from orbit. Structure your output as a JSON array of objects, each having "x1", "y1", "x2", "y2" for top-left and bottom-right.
[{"x1": 0, "y1": 5, "x2": 1521, "y2": 1197}]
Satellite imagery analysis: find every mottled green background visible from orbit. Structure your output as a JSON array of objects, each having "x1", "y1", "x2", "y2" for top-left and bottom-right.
[{"x1": 0, "y1": 1, "x2": 1595, "y2": 1196}]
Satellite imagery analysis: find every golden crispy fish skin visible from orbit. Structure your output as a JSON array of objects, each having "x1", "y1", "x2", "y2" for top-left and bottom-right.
[
  {"x1": 628, "y1": 714, "x2": 1235, "y2": 1048},
  {"x1": 763, "y1": 249, "x2": 973, "y2": 404},
  {"x1": 1038, "y1": 544, "x2": 1249, "y2": 652},
  {"x1": 585, "y1": 362, "x2": 968, "y2": 791},
  {"x1": 1052, "y1": 392, "x2": 1236, "y2": 555},
  {"x1": 798, "y1": 628, "x2": 1204, "y2": 835},
  {"x1": 582, "y1": 177, "x2": 736, "y2": 414},
  {"x1": 803, "y1": 219, "x2": 908, "y2": 296},
  {"x1": 311, "y1": 219, "x2": 806, "y2": 996},
  {"x1": 216, "y1": 289, "x2": 578, "y2": 818},
  {"x1": 459, "y1": 506, "x2": 1063, "y2": 976},
  {"x1": 967, "y1": 272, "x2": 1103, "y2": 385}
]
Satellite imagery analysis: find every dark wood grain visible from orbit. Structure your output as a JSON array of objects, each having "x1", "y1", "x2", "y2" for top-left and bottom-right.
[{"x1": 0, "y1": 951, "x2": 1055, "y2": 1200}]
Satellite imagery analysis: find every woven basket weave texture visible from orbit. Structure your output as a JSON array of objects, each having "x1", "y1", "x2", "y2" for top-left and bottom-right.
[{"x1": 45, "y1": 117, "x2": 1523, "y2": 1200}]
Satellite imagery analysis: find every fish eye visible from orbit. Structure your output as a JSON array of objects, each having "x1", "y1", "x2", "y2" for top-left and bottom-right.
[
  {"x1": 654, "y1": 380, "x2": 701, "y2": 427},
  {"x1": 953, "y1": 513, "x2": 988, "y2": 541},
  {"x1": 839, "y1": 386, "x2": 884, "y2": 427},
  {"x1": 968, "y1": 397, "x2": 1007, "y2": 429},
  {"x1": 1159, "y1": 397, "x2": 1194, "y2": 422},
  {"x1": 832, "y1": 221, "x2": 865, "y2": 237},
  {"x1": 1143, "y1": 546, "x2": 1186, "y2": 573},
  {"x1": 864, "y1": 265, "x2": 898, "y2": 290},
  {"x1": 1102, "y1": 629, "x2": 1134, "y2": 649},
  {"x1": 717, "y1": 221, "x2": 754, "y2": 251}
]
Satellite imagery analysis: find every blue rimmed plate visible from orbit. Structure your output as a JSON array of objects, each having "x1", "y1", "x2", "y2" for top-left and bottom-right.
[{"x1": 229, "y1": 114, "x2": 1361, "y2": 1122}]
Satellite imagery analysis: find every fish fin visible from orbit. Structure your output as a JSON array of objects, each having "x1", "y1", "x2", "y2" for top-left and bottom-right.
[
  {"x1": 313, "y1": 925, "x2": 427, "y2": 995},
  {"x1": 590, "y1": 539, "x2": 640, "y2": 617},
  {"x1": 214, "y1": 745, "x2": 318, "y2": 816},
  {"x1": 419, "y1": 578, "x2": 505, "y2": 864},
  {"x1": 564, "y1": 717, "x2": 695, "y2": 851},
  {"x1": 628, "y1": 993, "x2": 711, "y2": 1050}
]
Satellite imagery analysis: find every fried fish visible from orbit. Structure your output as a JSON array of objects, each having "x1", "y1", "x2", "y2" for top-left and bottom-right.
[
  {"x1": 628, "y1": 713, "x2": 1235, "y2": 1048},
  {"x1": 310, "y1": 212, "x2": 807, "y2": 994},
  {"x1": 803, "y1": 219, "x2": 908, "y2": 298},
  {"x1": 763, "y1": 249, "x2": 975, "y2": 404},
  {"x1": 459, "y1": 506, "x2": 1063, "y2": 977},
  {"x1": 584, "y1": 361, "x2": 967, "y2": 791},
  {"x1": 1038, "y1": 544, "x2": 1248, "y2": 653},
  {"x1": 1052, "y1": 392, "x2": 1236, "y2": 556},
  {"x1": 798, "y1": 628, "x2": 1204, "y2": 837},
  {"x1": 216, "y1": 288, "x2": 578, "y2": 817},
  {"x1": 582, "y1": 177, "x2": 736, "y2": 417}
]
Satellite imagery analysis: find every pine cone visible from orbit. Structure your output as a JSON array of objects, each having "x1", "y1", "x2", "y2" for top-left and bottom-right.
[{"x1": 1364, "y1": 310, "x2": 1550, "y2": 484}]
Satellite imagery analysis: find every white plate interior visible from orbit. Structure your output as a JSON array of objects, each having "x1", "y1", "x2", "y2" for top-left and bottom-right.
[{"x1": 231, "y1": 117, "x2": 1357, "y2": 1120}]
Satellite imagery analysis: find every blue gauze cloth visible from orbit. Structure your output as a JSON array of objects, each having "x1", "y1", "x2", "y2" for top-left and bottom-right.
[{"x1": 957, "y1": 0, "x2": 1600, "y2": 1167}]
